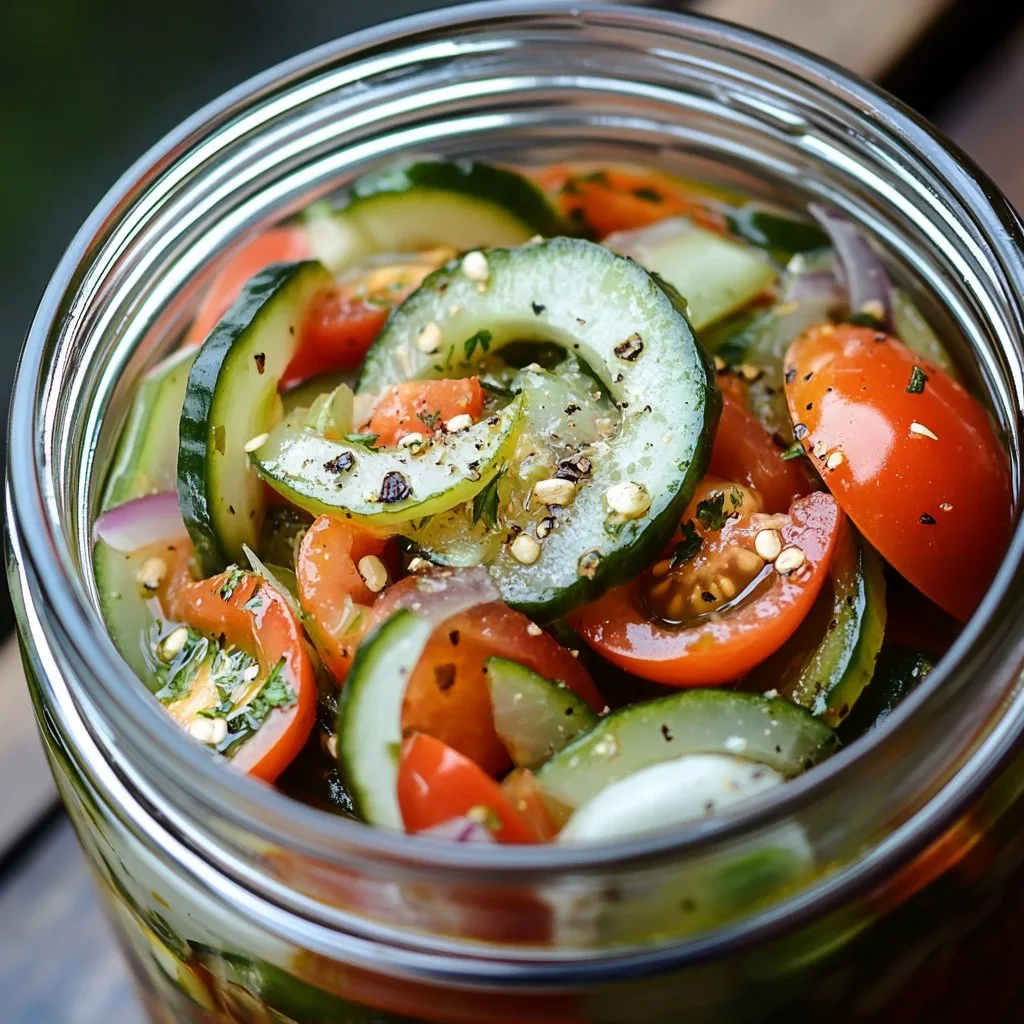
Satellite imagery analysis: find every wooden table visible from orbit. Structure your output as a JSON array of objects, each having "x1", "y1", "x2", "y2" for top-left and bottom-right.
[{"x1": 3, "y1": 0, "x2": 1024, "y2": 1019}]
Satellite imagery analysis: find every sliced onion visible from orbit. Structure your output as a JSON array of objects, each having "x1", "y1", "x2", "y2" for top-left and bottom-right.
[
  {"x1": 93, "y1": 491, "x2": 187, "y2": 552},
  {"x1": 419, "y1": 816, "x2": 497, "y2": 843},
  {"x1": 782, "y1": 267, "x2": 845, "y2": 309},
  {"x1": 808, "y1": 203, "x2": 893, "y2": 330}
]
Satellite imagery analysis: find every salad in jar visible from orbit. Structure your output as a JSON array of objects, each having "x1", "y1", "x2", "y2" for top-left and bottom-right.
[{"x1": 93, "y1": 157, "x2": 1012, "y2": 845}]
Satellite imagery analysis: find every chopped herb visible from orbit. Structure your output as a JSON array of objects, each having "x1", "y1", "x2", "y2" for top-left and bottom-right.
[
  {"x1": 564, "y1": 403, "x2": 581, "y2": 416},
  {"x1": 379, "y1": 471, "x2": 412, "y2": 504},
  {"x1": 531, "y1": 301, "x2": 546, "y2": 316},
  {"x1": 696, "y1": 491, "x2": 729, "y2": 531},
  {"x1": 242, "y1": 593, "x2": 264, "y2": 613},
  {"x1": 632, "y1": 186, "x2": 663, "y2": 203},
  {"x1": 222, "y1": 659, "x2": 296, "y2": 751},
  {"x1": 344, "y1": 433, "x2": 378, "y2": 449},
  {"x1": 480, "y1": 379, "x2": 517, "y2": 399},
  {"x1": 219, "y1": 568, "x2": 247, "y2": 600},
  {"x1": 907, "y1": 365, "x2": 928, "y2": 394},
  {"x1": 729, "y1": 487, "x2": 744, "y2": 509},
  {"x1": 323, "y1": 451, "x2": 355, "y2": 474},
  {"x1": 669, "y1": 521, "x2": 702, "y2": 568},
  {"x1": 781, "y1": 441, "x2": 807, "y2": 461},
  {"x1": 472, "y1": 468, "x2": 505, "y2": 528},
  {"x1": 463, "y1": 328, "x2": 493, "y2": 360},
  {"x1": 846, "y1": 311, "x2": 885, "y2": 331},
  {"x1": 417, "y1": 408, "x2": 441, "y2": 431}
]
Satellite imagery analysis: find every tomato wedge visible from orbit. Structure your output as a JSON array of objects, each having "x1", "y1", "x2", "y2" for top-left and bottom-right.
[
  {"x1": 366, "y1": 378, "x2": 485, "y2": 448},
  {"x1": 711, "y1": 388, "x2": 811, "y2": 514},
  {"x1": 574, "y1": 491, "x2": 843, "y2": 686},
  {"x1": 295, "y1": 515, "x2": 391, "y2": 681},
  {"x1": 501, "y1": 769, "x2": 560, "y2": 842},
  {"x1": 185, "y1": 226, "x2": 311, "y2": 346},
  {"x1": 536, "y1": 165, "x2": 726, "y2": 237},
  {"x1": 369, "y1": 574, "x2": 603, "y2": 776},
  {"x1": 784, "y1": 324, "x2": 1012, "y2": 621},
  {"x1": 398, "y1": 734, "x2": 538, "y2": 843},
  {"x1": 168, "y1": 570, "x2": 316, "y2": 782}
]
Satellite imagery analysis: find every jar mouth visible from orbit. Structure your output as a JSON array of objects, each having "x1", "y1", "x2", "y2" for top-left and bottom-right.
[{"x1": 9, "y1": 0, "x2": 1024, "y2": 893}]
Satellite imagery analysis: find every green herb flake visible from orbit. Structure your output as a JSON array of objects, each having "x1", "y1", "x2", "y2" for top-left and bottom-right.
[
  {"x1": 218, "y1": 567, "x2": 247, "y2": 600},
  {"x1": 906, "y1": 365, "x2": 928, "y2": 394},
  {"x1": 669, "y1": 521, "x2": 702, "y2": 569},
  {"x1": 696, "y1": 491, "x2": 729, "y2": 532},
  {"x1": 480, "y1": 379, "x2": 518, "y2": 399},
  {"x1": 781, "y1": 441, "x2": 807, "y2": 461},
  {"x1": 417, "y1": 408, "x2": 441, "y2": 431},
  {"x1": 472, "y1": 469, "x2": 505, "y2": 528},
  {"x1": 344, "y1": 433, "x2": 379, "y2": 449},
  {"x1": 632, "y1": 186, "x2": 663, "y2": 203},
  {"x1": 463, "y1": 328, "x2": 493, "y2": 361}
]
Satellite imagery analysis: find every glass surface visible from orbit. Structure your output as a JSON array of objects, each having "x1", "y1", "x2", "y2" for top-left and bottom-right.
[{"x1": 7, "y1": 2, "x2": 1024, "y2": 1020}]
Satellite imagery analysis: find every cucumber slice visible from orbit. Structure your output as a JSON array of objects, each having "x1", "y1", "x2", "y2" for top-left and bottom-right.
[
  {"x1": 251, "y1": 395, "x2": 523, "y2": 526},
  {"x1": 779, "y1": 530, "x2": 886, "y2": 726},
  {"x1": 604, "y1": 218, "x2": 777, "y2": 330},
  {"x1": 359, "y1": 237, "x2": 719, "y2": 621},
  {"x1": 280, "y1": 371, "x2": 352, "y2": 416},
  {"x1": 839, "y1": 646, "x2": 933, "y2": 741},
  {"x1": 178, "y1": 260, "x2": 333, "y2": 574},
  {"x1": 307, "y1": 159, "x2": 563, "y2": 272},
  {"x1": 726, "y1": 205, "x2": 830, "y2": 264},
  {"x1": 558, "y1": 755, "x2": 784, "y2": 843},
  {"x1": 536, "y1": 690, "x2": 838, "y2": 820},
  {"x1": 103, "y1": 347, "x2": 195, "y2": 510},
  {"x1": 485, "y1": 657, "x2": 598, "y2": 771},
  {"x1": 892, "y1": 287, "x2": 957, "y2": 377},
  {"x1": 337, "y1": 570, "x2": 498, "y2": 826}
]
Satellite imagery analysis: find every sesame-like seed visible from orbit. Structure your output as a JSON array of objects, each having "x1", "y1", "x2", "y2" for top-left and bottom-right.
[
  {"x1": 510, "y1": 533, "x2": 541, "y2": 565},
  {"x1": 724, "y1": 735, "x2": 748, "y2": 754},
  {"x1": 242, "y1": 663, "x2": 260, "y2": 682},
  {"x1": 939, "y1": 502, "x2": 953, "y2": 512},
  {"x1": 717, "y1": 576, "x2": 737, "y2": 599},
  {"x1": 326, "y1": 734, "x2": 338, "y2": 759},
  {"x1": 536, "y1": 516, "x2": 555, "y2": 539},
  {"x1": 713, "y1": 355, "x2": 726, "y2": 372},
  {"x1": 461, "y1": 250, "x2": 489, "y2": 282},
  {"x1": 596, "y1": 417, "x2": 616, "y2": 438},
  {"x1": 445, "y1": 413, "x2": 473, "y2": 433},
  {"x1": 754, "y1": 529, "x2": 783, "y2": 562},
  {"x1": 358, "y1": 555, "x2": 389, "y2": 593},
  {"x1": 763, "y1": 688, "x2": 779, "y2": 699},
  {"x1": 812, "y1": 440, "x2": 828, "y2": 459},
  {"x1": 734, "y1": 548, "x2": 764, "y2": 574},
  {"x1": 399, "y1": 432, "x2": 426, "y2": 447},
  {"x1": 189, "y1": 717, "x2": 227, "y2": 746},
  {"x1": 860, "y1": 300, "x2": 885, "y2": 321},
  {"x1": 774, "y1": 545, "x2": 806, "y2": 575},
  {"x1": 244, "y1": 432, "x2": 269, "y2": 453},
  {"x1": 406, "y1": 556, "x2": 431, "y2": 572},
  {"x1": 605, "y1": 481, "x2": 651, "y2": 520},
  {"x1": 415, "y1": 321, "x2": 442, "y2": 353},
  {"x1": 909, "y1": 421, "x2": 938, "y2": 440},
  {"x1": 159, "y1": 626, "x2": 189, "y2": 661},
  {"x1": 135, "y1": 556, "x2": 167, "y2": 593},
  {"x1": 526, "y1": 623, "x2": 543, "y2": 636},
  {"x1": 737, "y1": 363, "x2": 762, "y2": 382},
  {"x1": 532, "y1": 477, "x2": 576, "y2": 507},
  {"x1": 825, "y1": 450, "x2": 845, "y2": 471}
]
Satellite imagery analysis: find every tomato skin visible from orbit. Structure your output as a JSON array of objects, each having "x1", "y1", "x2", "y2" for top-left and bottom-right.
[
  {"x1": 574, "y1": 492, "x2": 843, "y2": 686},
  {"x1": 185, "y1": 227, "x2": 311, "y2": 346},
  {"x1": 295, "y1": 516, "x2": 391, "y2": 682},
  {"x1": 369, "y1": 574, "x2": 603, "y2": 775},
  {"x1": 711, "y1": 389, "x2": 811, "y2": 514},
  {"x1": 501, "y1": 769, "x2": 560, "y2": 841},
  {"x1": 785, "y1": 324, "x2": 1012, "y2": 621},
  {"x1": 536, "y1": 165, "x2": 726, "y2": 237},
  {"x1": 169, "y1": 571, "x2": 316, "y2": 782},
  {"x1": 398, "y1": 734, "x2": 538, "y2": 843},
  {"x1": 367, "y1": 378, "x2": 485, "y2": 448}
]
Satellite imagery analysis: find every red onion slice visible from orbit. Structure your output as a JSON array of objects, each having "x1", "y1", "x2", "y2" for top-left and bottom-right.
[
  {"x1": 418, "y1": 816, "x2": 498, "y2": 843},
  {"x1": 93, "y1": 491, "x2": 187, "y2": 552}
]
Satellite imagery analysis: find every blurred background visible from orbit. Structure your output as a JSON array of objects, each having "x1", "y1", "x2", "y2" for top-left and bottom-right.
[{"x1": 2, "y1": 1, "x2": 1024, "y2": 1020}]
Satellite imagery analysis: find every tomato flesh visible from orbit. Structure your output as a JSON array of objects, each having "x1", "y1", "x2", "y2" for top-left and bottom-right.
[
  {"x1": 398, "y1": 734, "x2": 538, "y2": 843},
  {"x1": 169, "y1": 571, "x2": 316, "y2": 782},
  {"x1": 784, "y1": 324, "x2": 1012, "y2": 621},
  {"x1": 369, "y1": 574, "x2": 603, "y2": 776},
  {"x1": 367, "y1": 378, "x2": 485, "y2": 448},
  {"x1": 574, "y1": 491, "x2": 843, "y2": 686}
]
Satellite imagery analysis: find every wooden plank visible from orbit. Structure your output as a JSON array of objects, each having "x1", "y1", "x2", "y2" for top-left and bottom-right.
[
  {"x1": 0, "y1": 636, "x2": 57, "y2": 855},
  {"x1": 0, "y1": 817, "x2": 141, "y2": 1024},
  {"x1": 937, "y1": 20, "x2": 1024, "y2": 211},
  {"x1": 693, "y1": 0, "x2": 953, "y2": 80}
]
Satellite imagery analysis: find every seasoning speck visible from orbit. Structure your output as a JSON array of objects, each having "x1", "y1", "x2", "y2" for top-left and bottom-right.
[
  {"x1": 379, "y1": 471, "x2": 412, "y2": 503},
  {"x1": 614, "y1": 333, "x2": 644, "y2": 361},
  {"x1": 919, "y1": 513, "x2": 936, "y2": 525}
]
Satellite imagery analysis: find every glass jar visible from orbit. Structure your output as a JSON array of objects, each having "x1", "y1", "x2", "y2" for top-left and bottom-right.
[{"x1": 8, "y1": 2, "x2": 1024, "y2": 1021}]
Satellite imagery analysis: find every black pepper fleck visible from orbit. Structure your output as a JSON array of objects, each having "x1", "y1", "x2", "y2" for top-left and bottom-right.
[
  {"x1": 919, "y1": 513, "x2": 936, "y2": 525},
  {"x1": 323, "y1": 452, "x2": 355, "y2": 474},
  {"x1": 379, "y1": 471, "x2": 412, "y2": 503},
  {"x1": 614, "y1": 333, "x2": 644, "y2": 361}
]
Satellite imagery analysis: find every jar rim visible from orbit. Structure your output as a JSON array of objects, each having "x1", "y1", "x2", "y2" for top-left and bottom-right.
[{"x1": 10, "y1": 0, "x2": 1024, "y2": 895}]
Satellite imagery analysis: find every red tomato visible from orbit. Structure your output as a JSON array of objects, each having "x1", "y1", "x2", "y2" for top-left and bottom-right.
[
  {"x1": 367, "y1": 378, "x2": 485, "y2": 448},
  {"x1": 397, "y1": 734, "x2": 538, "y2": 843},
  {"x1": 295, "y1": 516, "x2": 391, "y2": 682},
  {"x1": 370, "y1": 573, "x2": 603, "y2": 775},
  {"x1": 501, "y1": 769, "x2": 560, "y2": 842},
  {"x1": 711, "y1": 388, "x2": 811, "y2": 514},
  {"x1": 169, "y1": 571, "x2": 316, "y2": 782},
  {"x1": 574, "y1": 491, "x2": 843, "y2": 686},
  {"x1": 784, "y1": 324, "x2": 1012, "y2": 621},
  {"x1": 185, "y1": 226, "x2": 311, "y2": 346},
  {"x1": 536, "y1": 165, "x2": 726, "y2": 237}
]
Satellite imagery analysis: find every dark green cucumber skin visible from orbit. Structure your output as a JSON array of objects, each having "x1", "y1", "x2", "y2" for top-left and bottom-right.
[
  {"x1": 346, "y1": 158, "x2": 565, "y2": 237},
  {"x1": 838, "y1": 646, "x2": 933, "y2": 742},
  {"x1": 357, "y1": 240, "x2": 721, "y2": 622},
  {"x1": 177, "y1": 261, "x2": 319, "y2": 576},
  {"x1": 726, "y1": 207, "x2": 830, "y2": 264}
]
